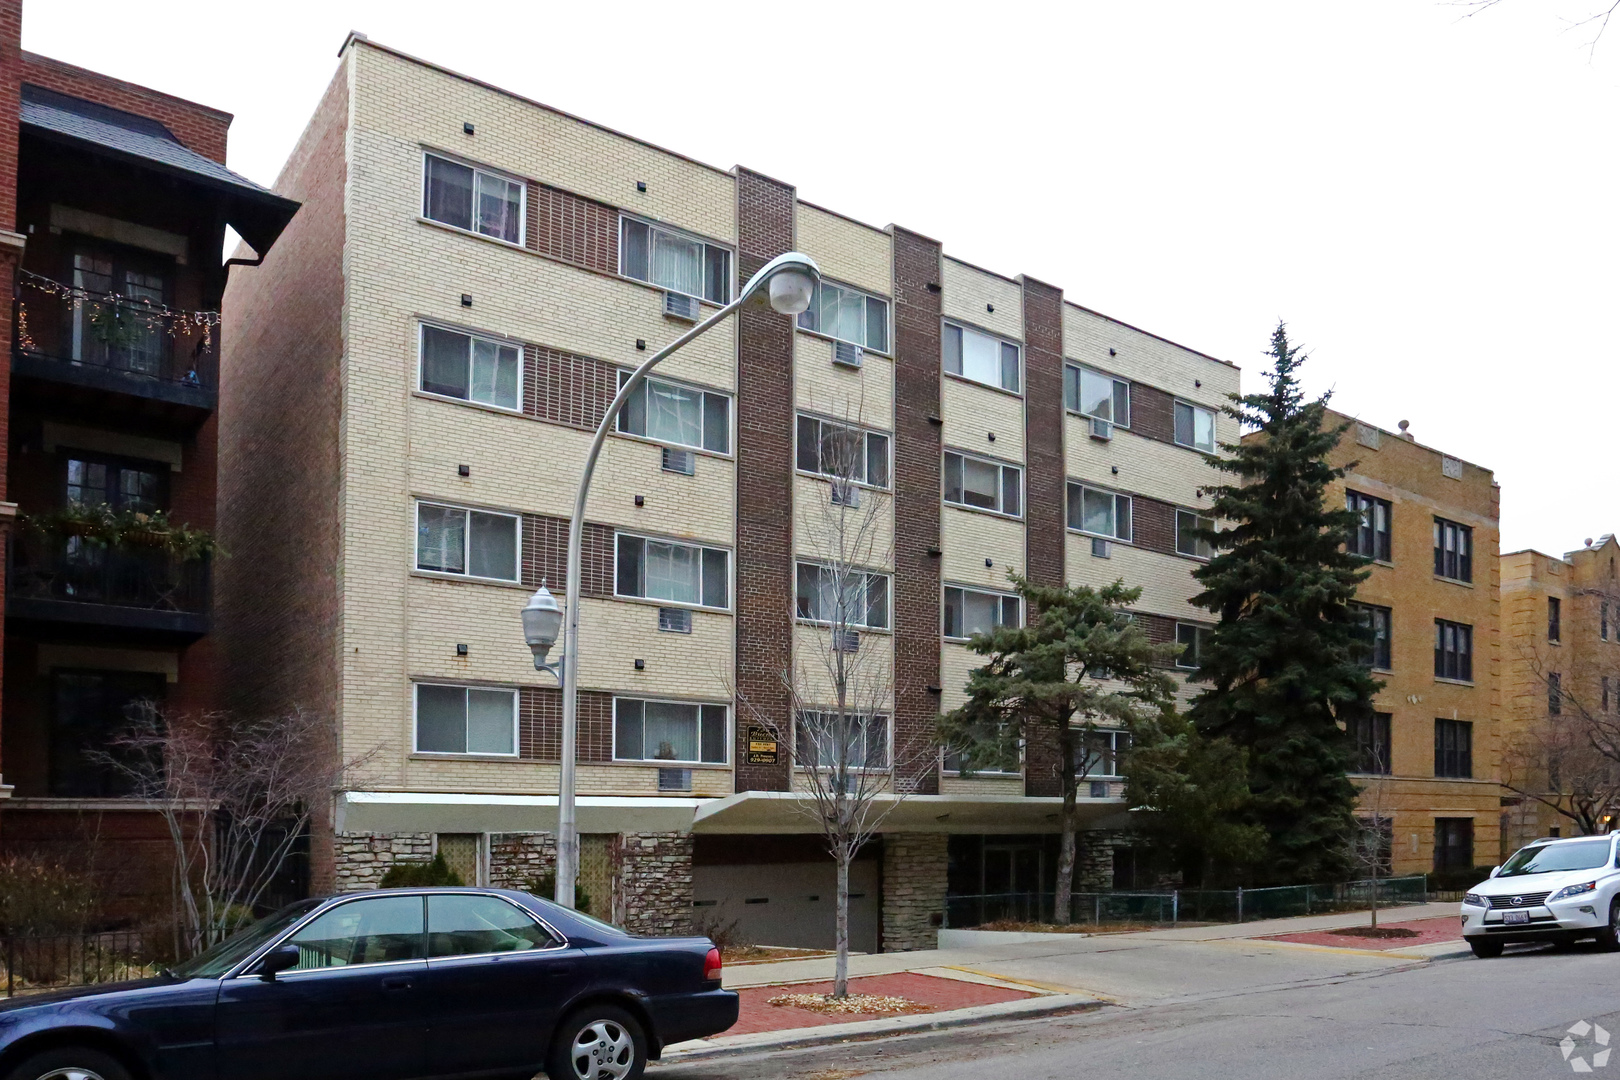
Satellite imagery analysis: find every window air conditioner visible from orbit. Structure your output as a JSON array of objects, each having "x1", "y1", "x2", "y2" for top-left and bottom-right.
[
  {"x1": 663, "y1": 291, "x2": 700, "y2": 321},
  {"x1": 1090, "y1": 416, "x2": 1113, "y2": 441},
  {"x1": 658, "y1": 607, "x2": 692, "y2": 633},
  {"x1": 833, "y1": 630, "x2": 860, "y2": 653},
  {"x1": 831, "y1": 481, "x2": 861, "y2": 508},
  {"x1": 658, "y1": 767, "x2": 693, "y2": 792},
  {"x1": 833, "y1": 341, "x2": 864, "y2": 368},
  {"x1": 661, "y1": 447, "x2": 695, "y2": 475}
]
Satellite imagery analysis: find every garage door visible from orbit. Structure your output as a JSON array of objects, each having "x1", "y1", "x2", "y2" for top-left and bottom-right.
[{"x1": 692, "y1": 861, "x2": 880, "y2": 953}]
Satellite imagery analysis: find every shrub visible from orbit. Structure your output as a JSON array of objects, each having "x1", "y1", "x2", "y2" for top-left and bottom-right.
[
  {"x1": 693, "y1": 910, "x2": 751, "y2": 953},
  {"x1": 380, "y1": 854, "x2": 463, "y2": 888},
  {"x1": 524, "y1": 871, "x2": 593, "y2": 916},
  {"x1": 0, "y1": 855, "x2": 99, "y2": 934}
]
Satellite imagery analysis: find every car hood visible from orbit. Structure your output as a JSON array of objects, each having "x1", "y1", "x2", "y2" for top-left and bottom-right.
[
  {"x1": 1473, "y1": 867, "x2": 1620, "y2": 897},
  {"x1": 0, "y1": 976, "x2": 172, "y2": 1015}
]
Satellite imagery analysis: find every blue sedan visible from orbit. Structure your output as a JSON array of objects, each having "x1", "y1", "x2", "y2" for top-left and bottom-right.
[{"x1": 0, "y1": 888, "x2": 737, "y2": 1080}]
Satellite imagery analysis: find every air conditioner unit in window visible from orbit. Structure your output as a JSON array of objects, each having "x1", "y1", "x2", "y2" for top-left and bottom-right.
[
  {"x1": 833, "y1": 341, "x2": 864, "y2": 368},
  {"x1": 663, "y1": 291, "x2": 700, "y2": 321},
  {"x1": 1090, "y1": 781, "x2": 1110, "y2": 799},
  {"x1": 657, "y1": 607, "x2": 692, "y2": 633},
  {"x1": 1089, "y1": 416, "x2": 1113, "y2": 441},
  {"x1": 658, "y1": 767, "x2": 693, "y2": 792},
  {"x1": 833, "y1": 630, "x2": 860, "y2": 653},
  {"x1": 1091, "y1": 537, "x2": 1111, "y2": 559},
  {"x1": 831, "y1": 481, "x2": 861, "y2": 508},
  {"x1": 661, "y1": 447, "x2": 695, "y2": 475}
]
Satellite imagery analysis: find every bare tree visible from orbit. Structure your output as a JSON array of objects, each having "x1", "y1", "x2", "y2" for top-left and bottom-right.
[
  {"x1": 97, "y1": 705, "x2": 375, "y2": 957},
  {"x1": 732, "y1": 406, "x2": 930, "y2": 998},
  {"x1": 1453, "y1": 0, "x2": 1620, "y2": 56},
  {"x1": 1501, "y1": 648, "x2": 1620, "y2": 836},
  {"x1": 1346, "y1": 781, "x2": 1394, "y2": 929}
]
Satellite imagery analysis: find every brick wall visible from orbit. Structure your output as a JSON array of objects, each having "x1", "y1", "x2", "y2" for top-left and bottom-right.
[
  {"x1": 18, "y1": 51, "x2": 231, "y2": 163},
  {"x1": 527, "y1": 182, "x2": 618, "y2": 274},
  {"x1": 733, "y1": 168, "x2": 794, "y2": 792},
  {"x1": 1132, "y1": 494, "x2": 1181, "y2": 559},
  {"x1": 1130, "y1": 382, "x2": 1177, "y2": 445},
  {"x1": 520, "y1": 686, "x2": 614, "y2": 762},
  {"x1": 522, "y1": 514, "x2": 614, "y2": 594},
  {"x1": 891, "y1": 228, "x2": 944, "y2": 795},
  {"x1": 1021, "y1": 277, "x2": 1064, "y2": 590},
  {"x1": 0, "y1": 1, "x2": 17, "y2": 807},
  {"x1": 618, "y1": 831, "x2": 694, "y2": 936},
  {"x1": 881, "y1": 833, "x2": 947, "y2": 951},
  {"x1": 524, "y1": 345, "x2": 619, "y2": 429}
]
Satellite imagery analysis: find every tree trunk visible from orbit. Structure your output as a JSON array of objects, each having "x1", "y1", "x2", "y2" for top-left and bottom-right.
[
  {"x1": 1053, "y1": 719, "x2": 1078, "y2": 925},
  {"x1": 834, "y1": 854, "x2": 851, "y2": 998},
  {"x1": 1370, "y1": 867, "x2": 1379, "y2": 930}
]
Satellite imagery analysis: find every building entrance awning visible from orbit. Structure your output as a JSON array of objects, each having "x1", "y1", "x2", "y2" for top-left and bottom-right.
[{"x1": 691, "y1": 791, "x2": 1134, "y2": 835}]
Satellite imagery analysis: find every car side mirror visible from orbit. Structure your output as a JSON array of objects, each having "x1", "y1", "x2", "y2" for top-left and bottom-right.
[
  {"x1": 1488, "y1": 865, "x2": 1501, "y2": 879},
  {"x1": 258, "y1": 945, "x2": 300, "y2": 981}
]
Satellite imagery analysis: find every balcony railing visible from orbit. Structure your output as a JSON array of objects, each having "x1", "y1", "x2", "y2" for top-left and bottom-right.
[
  {"x1": 8, "y1": 534, "x2": 210, "y2": 616},
  {"x1": 14, "y1": 278, "x2": 218, "y2": 392}
]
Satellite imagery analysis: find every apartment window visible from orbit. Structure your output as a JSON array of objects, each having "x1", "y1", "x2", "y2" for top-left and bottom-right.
[
  {"x1": 797, "y1": 281, "x2": 888, "y2": 352},
  {"x1": 1433, "y1": 517, "x2": 1472, "y2": 582},
  {"x1": 942, "y1": 322, "x2": 1020, "y2": 393},
  {"x1": 1434, "y1": 619, "x2": 1474, "y2": 682},
  {"x1": 1348, "y1": 711, "x2": 1392, "y2": 775},
  {"x1": 1173, "y1": 400, "x2": 1216, "y2": 452},
  {"x1": 619, "y1": 216, "x2": 730, "y2": 304},
  {"x1": 1549, "y1": 672, "x2": 1562, "y2": 716},
  {"x1": 1078, "y1": 729, "x2": 1129, "y2": 779},
  {"x1": 420, "y1": 325, "x2": 520, "y2": 411},
  {"x1": 796, "y1": 711, "x2": 890, "y2": 770},
  {"x1": 1602, "y1": 600, "x2": 1610, "y2": 641},
  {"x1": 1176, "y1": 510, "x2": 1215, "y2": 559},
  {"x1": 1350, "y1": 603, "x2": 1393, "y2": 671},
  {"x1": 1434, "y1": 719, "x2": 1473, "y2": 779},
  {"x1": 944, "y1": 451, "x2": 1021, "y2": 517},
  {"x1": 66, "y1": 455, "x2": 164, "y2": 514},
  {"x1": 423, "y1": 153, "x2": 523, "y2": 244},
  {"x1": 1434, "y1": 818, "x2": 1475, "y2": 873},
  {"x1": 1346, "y1": 491, "x2": 1392, "y2": 562},
  {"x1": 795, "y1": 563, "x2": 890, "y2": 630},
  {"x1": 1063, "y1": 364, "x2": 1130, "y2": 426},
  {"x1": 613, "y1": 698, "x2": 727, "y2": 765},
  {"x1": 943, "y1": 586, "x2": 1021, "y2": 640},
  {"x1": 616, "y1": 534, "x2": 729, "y2": 609},
  {"x1": 796, "y1": 415, "x2": 890, "y2": 488},
  {"x1": 1549, "y1": 596, "x2": 1562, "y2": 643},
  {"x1": 616, "y1": 372, "x2": 730, "y2": 454},
  {"x1": 1175, "y1": 623, "x2": 1212, "y2": 670},
  {"x1": 943, "y1": 734, "x2": 1021, "y2": 776},
  {"x1": 49, "y1": 670, "x2": 165, "y2": 797},
  {"x1": 415, "y1": 684, "x2": 517, "y2": 756},
  {"x1": 1066, "y1": 482, "x2": 1132, "y2": 542},
  {"x1": 416, "y1": 502, "x2": 519, "y2": 581},
  {"x1": 1604, "y1": 676, "x2": 1611, "y2": 713}
]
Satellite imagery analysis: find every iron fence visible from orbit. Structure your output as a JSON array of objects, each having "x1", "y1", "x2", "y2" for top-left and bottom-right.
[
  {"x1": 8, "y1": 535, "x2": 210, "y2": 614},
  {"x1": 2, "y1": 931, "x2": 159, "y2": 998},
  {"x1": 944, "y1": 875, "x2": 1431, "y2": 929}
]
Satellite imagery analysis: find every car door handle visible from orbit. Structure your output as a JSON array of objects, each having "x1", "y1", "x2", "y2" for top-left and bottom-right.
[{"x1": 381, "y1": 976, "x2": 414, "y2": 991}]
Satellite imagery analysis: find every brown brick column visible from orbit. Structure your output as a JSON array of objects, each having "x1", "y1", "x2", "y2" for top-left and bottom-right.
[
  {"x1": 1021, "y1": 278, "x2": 1066, "y2": 797},
  {"x1": 891, "y1": 228, "x2": 943, "y2": 796},
  {"x1": 0, "y1": 0, "x2": 23, "y2": 817},
  {"x1": 733, "y1": 168, "x2": 795, "y2": 792}
]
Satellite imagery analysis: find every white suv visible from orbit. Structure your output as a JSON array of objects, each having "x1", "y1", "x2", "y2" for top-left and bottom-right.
[{"x1": 1461, "y1": 834, "x2": 1620, "y2": 958}]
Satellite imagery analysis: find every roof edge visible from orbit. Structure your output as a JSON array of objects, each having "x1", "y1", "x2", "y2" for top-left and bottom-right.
[
  {"x1": 1062, "y1": 298, "x2": 1237, "y2": 370},
  {"x1": 20, "y1": 50, "x2": 233, "y2": 124}
]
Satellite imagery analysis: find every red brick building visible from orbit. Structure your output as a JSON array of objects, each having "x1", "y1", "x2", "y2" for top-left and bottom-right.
[{"x1": 0, "y1": 0, "x2": 296, "y2": 909}]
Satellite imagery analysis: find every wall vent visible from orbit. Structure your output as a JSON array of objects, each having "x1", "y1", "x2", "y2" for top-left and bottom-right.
[{"x1": 658, "y1": 767, "x2": 692, "y2": 792}]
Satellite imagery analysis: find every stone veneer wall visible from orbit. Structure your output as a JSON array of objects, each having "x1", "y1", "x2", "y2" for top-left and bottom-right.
[
  {"x1": 618, "y1": 832, "x2": 694, "y2": 936},
  {"x1": 881, "y1": 834, "x2": 948, "y2": 952},
  {"x1": 333, "y1": 832, "x2": 433, "y2": 891},
  {"x1": 489, "y1": 832, "x2": 556, "y2": 890},
  {"x1": 1075, "y1": 830, "x2": 1130, "y2": 892}
]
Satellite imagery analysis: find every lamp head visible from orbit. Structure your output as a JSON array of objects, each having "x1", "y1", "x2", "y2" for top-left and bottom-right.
[
  {"x1": 521, "y1": 584, "x2": 564, "y2": 669},
  {"x1": 741, "y1": 251, "x2": 820, "y2": 316}
]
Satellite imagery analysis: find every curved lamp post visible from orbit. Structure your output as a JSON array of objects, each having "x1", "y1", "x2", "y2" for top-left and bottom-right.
[{"x1": 522, "y1": 251, "x2": 821, "y2": 908}]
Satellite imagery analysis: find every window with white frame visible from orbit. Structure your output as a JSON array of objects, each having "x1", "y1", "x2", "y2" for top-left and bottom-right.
[
  {"x1": 943, "y1": 585, "x2": 1020, "y2": 640},
  {"x1": 795, "y1": 414, "x2": 889, "y2": 487},
  {"x1": 423, "y1": 153, "x2": 524, "y2": 244},
  {"x1": 1077, "y1": 728, "x2": 1129, "y2": 779},
  {"x1": 797, "y1": 281, "x2": 888, "y2": 352},
  {"x1": 616, "y1": 534, "x2": 729, "y2": 609},
  {"x1": 415, "y1": 683, "x2": 517, "y2": 756},
  {"x1": 795, "y1": 562, "x2": 890, "y2": 630},
  {"x1": 1176, "y1": 509, "x2": 1215, "y2": 559},
  {"x1": 1174, "y1": 400, "x2": 1216, "y2": 452},
  {"x1": 416, "y1": 502, "x2": 519, "y2": 581},
  {"x1": 943, "y1": 451, "x2": 1022, "y2": 517},
  {"x1": 613, "y1": 697, "x2": 728, "y2": 765},
  {"x1": 419, "y1": 325, "x2": 521, "y2": 411},
  {"x1": 942, "y1": 322, "x2": 1020, "y2": 393},
  {"x1": 1064, "y1": 364, "x2": 1130, "y2": 426},
  {"x1": 796, "y1": 711, "x2": 890, "y2": 770},
  {"x1": 619, "y1": 216, "x2": 731, "y2": 304},
  {"x1": 1175, "y1": 623, "x2": 1211, "y2": 669},
  {"x1": 616, "y1": 372, "x2": 730, "y2": 453},
  {"x1": 1066, "y1": 482, "x2": 1132, "y2": 541}
]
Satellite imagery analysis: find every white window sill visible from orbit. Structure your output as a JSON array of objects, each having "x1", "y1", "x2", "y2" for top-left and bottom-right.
[
  {"x1": 613, "y1": 594, "x2": 731, "y2": 616},
  {"x1": 1434, "y1": 575, "x2": 1476, "y2": 589},
  {"x1": 1067, "y1": 408, "x2": 1133, "y2": 433},
  {"x1": 795, "y1": 326, "x2": 892, "y2": 360},
  {"x1": 410, "y1": 752, "x2": 522, "y2": 762},
  {"x1": 417, "y1": 215, "x2": 527, "y2": 253},
  {"x1": 794, "y1": 618, "x2": 893, "y2": 635},
  {"x1": 1434, "y1": 677, "x2": 1476, "y2": 687},
  {"x1": 1067, "y1": 527, "x2": 1132, "y2": 546},
  {"x1": 612, "y1": 429, "x2": 735, "y2": 462},
  {"x1": 411, "y1": 569, "x2": 529, "y2": 591},
  {"x1": 611, "y1": 759, "x2": 731, "y2": 770},
  {"x1": 413, "y1": 389, "x2": 524, "y2": 417}
]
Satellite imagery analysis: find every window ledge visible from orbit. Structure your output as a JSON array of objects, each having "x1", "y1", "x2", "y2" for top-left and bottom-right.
[
  {"x1": 410, "y1": 752, "x2": 522, "y2": 762},
  {"x1": 417, "y1": 215, "x2": 528, "y2": 254},
  {"x1": 1434, "y1": 677, "x2": 1476, "y2": 687},
  {"x1": 411, "y1": 569, "x2": 529, "y2": 591},
  {"x1": 942, "y1": 370, "x2": 1024, "y2": 401},
  {"x1": 611, "y1": 594, "x2": 732, "y2": 616},
  {"x1": 945, "y1": 500, "x2": 1024, "y2": 524},
  {"x1": 1434, "y1": 575, "x2": 1476, "y2": 589},
  {"x1": 796, "y1": 469, "x2": 892, "y2": 494},
  {"x1": 795, "y1": 619, "x2": 893, "y2": 636},
  {"x1": 796, "y1": 327, "x2": 892, "y2": 360},
  {"x1": 412, "y1": 389, "x2": 525, "y2": 418},
  {"x1": 612, "y1": 429, "x2": 735, "y2": 462},
  {"x1": 1066, "y1": 527, "x2": 1132, "y2": 547},
  {"x1": 610, "y1": 759, "x2": 731, "y2": 770},
  {"x1": 1065, "y1": 408, "x2": 1133, "y2": 434}
]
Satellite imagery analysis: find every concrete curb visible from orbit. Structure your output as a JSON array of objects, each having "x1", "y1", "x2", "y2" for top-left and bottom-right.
[{"x1": 658, "y1": 994, "x2": 1106, "y2": 1060}]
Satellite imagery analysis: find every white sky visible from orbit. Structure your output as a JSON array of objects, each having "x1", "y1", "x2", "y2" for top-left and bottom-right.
[{"x1": 25, "y1": 1, "x2": 1618, "y2": 556}]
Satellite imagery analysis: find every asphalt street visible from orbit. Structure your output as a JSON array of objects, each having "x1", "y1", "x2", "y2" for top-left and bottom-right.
[{"x1": 656, "y1": 939, "x2": 1620, "y2": 1080}]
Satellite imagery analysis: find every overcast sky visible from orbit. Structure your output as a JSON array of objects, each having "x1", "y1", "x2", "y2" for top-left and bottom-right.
[{"x1": 25, "y1": 1, "x2": 1617, "y2": 556}]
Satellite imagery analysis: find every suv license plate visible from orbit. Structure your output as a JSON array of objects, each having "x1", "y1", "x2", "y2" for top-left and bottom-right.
[{"x1": 1504, "y1": 911, "x2": 1531, "y2": 925}]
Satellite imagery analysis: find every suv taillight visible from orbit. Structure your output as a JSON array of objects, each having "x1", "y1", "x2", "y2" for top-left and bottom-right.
[{"x1": 703, "y1": 947, "x2": 722, "y2": 982}]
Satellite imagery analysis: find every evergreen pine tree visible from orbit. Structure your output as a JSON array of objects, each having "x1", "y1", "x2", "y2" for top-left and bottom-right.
[{"x1": 1187, "y1": 322, "x2": 1379, "y2": 885}]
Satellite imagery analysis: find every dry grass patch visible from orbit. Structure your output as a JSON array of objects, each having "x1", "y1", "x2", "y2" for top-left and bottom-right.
[{"x1": 725, "y1": 945, "x2": 835, "y2": 965}]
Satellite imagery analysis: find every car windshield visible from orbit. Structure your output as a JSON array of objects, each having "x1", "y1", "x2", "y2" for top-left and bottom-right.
[
  {"x1": 1498, "y1": 839, "x2": 1613, "y2": 878},
  {"x1": 168, "y1": 900, "x2": 322, "y2": 979}
]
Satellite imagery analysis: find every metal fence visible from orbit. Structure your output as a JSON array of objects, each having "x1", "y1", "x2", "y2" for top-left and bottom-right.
[
  {"x1": 2, "y1": 932, "x2": 158, "y2": 998},
  {"x1": 944, "y1": 875, "x2": 1431, "y2": 929}
]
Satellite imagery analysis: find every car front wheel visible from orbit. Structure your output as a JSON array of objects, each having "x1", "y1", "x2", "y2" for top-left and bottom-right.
[
  {"x1": 1470, "y1": 938, "x2": 1504, "y2": 959},
  {"x1": 548, "y1": 1004, "x2": 648, "y2": 1080},
  {"x1": 1595, "y1": 899, "x2": 1620, "y2": 952},
  {"x1": 3, "y1": 1046, "x2": 133, "y2": 1080}
]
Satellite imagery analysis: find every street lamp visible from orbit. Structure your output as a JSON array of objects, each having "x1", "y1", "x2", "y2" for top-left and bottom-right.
[{"x1": 521, "y1": 251, "x2": 821, "y2": 909}]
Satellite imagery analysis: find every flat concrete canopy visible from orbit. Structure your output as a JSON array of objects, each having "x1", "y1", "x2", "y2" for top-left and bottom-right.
[{"x1": 690, "y1": 791, "x2": 1133, "y2": 835}]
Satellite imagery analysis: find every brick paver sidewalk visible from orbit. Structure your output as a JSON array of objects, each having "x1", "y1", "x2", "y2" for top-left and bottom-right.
[
  {"x1": 1263, "y1": 915, "x2": 1463, "y2": 951},
  {"x1": 729, "y1": 971, "x2": 1035, "y2": 1035}
]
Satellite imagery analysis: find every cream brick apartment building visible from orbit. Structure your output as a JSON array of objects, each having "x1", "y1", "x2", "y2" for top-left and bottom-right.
[{"x1": 219, "y1": 35, "x2": 1238, "y2": 950}]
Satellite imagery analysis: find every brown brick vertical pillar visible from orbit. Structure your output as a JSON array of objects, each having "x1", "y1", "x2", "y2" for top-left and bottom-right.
[
  {"x1": 0, "y1": 0, "x2": 24, "y2": 817},
  {"x1": 733, "y1": 168, "x2": 795, "y2": 792},
  {"x1": 1021, "y1": 277, "x2": 1065, "y2": 797},
  {"x1": 891, "y1": 228, "x2": 943, "y2": 796}
]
